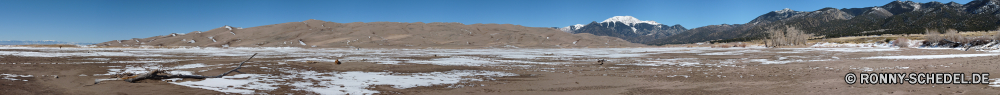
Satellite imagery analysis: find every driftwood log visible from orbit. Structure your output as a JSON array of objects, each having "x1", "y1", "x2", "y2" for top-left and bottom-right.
[{"x1": 95, "y1": 53, "x2": 258, "y2": 84}]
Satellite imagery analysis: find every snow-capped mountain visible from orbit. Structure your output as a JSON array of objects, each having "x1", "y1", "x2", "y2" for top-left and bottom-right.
[
  {"x1": 600, "y1": 16, "x2": 661, "y2": 26},
  {"x1": 558, "y1": 24, "x2": 585, "y2": 32},
  {"x1": 557, "y1": 16, "x2": 687, "y2": 44}
]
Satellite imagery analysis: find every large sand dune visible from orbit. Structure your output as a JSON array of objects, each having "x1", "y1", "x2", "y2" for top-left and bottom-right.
[{"x1": 97, "y1": 19, "x2": 644, "y2": 48}]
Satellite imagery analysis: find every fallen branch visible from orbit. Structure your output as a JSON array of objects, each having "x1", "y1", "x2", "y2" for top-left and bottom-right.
[{"x1": 95, "y1": 53, "x2": 258, "y2": 84}]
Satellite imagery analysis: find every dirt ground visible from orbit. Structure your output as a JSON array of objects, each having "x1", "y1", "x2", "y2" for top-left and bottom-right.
[{"x1": 2, "y1": 47, "x2": 1000, "y2": 95}]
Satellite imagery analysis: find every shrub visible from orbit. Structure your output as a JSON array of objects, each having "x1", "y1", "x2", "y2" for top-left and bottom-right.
[
  {"x1": 893, "y1": 37, "x2": 910, "y2": 48},
  {"x1": 922, "y1": 28, "x2": 997, "y2": 48},
  {"x1": 993, "y1": 28, "x2": 1000, "y2": 40},
  {"x1": 943, "y1": 29, "x2": 963, "y2": 42},
  {"x1": 924, "y1": 29, "x2": 941, "y2": 42}
]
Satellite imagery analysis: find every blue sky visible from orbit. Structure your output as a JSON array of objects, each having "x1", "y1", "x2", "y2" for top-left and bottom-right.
[{"x1": 0, "y1": 0, "x2": 973, "y2": 43}]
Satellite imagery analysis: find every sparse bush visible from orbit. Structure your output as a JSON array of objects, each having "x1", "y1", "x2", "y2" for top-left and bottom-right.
[
  {"x1": 765, "y1": 26, "x2": 813, "y2": 47},
  {"x1": 924, "y1": 29, "x2": 941, "y2": 42},
  {"x1": 892, "y1": 37, "x2": 910, "y2": 48},
  {"x1": 711, "y1": 44, "x2": 728, "y2": 48},
  {"x1": 944, "y1": 29, "x2": 963, "y2": 42},
  {"x1": 993, "y1": 28, "x2": 1000, "y2": 40},
  {"x1": 922, "y1": 28, "x2": 998, "y2": 48}
]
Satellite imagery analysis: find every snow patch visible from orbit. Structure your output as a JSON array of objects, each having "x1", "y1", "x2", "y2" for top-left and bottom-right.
[
  {"x1": 698, "y1": 49, "x2": 763, "y2": 55},
  {"x1": 558, "y1": 24, "x2": 587, "y2": 32},
  {"x1": 863, "y1": 54, "x2": 1000, "y2": 59},
  {"x1": 810, "y1": 42, "x2": 893, "y2": 48},
  {"x1": 631, "y1": 27, "x2": 637, "y2": 33},
  {"x1": 990, "y1": 78, "x2": 1000, "y2": 87},
  {"x1": 86, "y1": 58, "x2": 111, "y2": 61},
  {"x1": 750, "y1": 59, "x2": 797, "y2": 64},
  {"x1": 572, "y1": 24, "x2": 584, "y2": 30},
  {"x1": 173, "y1": 63, "x2": 208, "y2": 69},
  {"x1": 1, "y1": 73, "x2": 33, "y2": 81},
  {"x1": 618, "y1": 58, "x2": 700, "y2": 66},
  {"x1": 774, "y1": 8, "x2": 795, "y2": 13},
  {"x1": 410, "y1": 56, "x2": 496, "y2": 66},
  {"x1": 171, "y1": 70, "x2": 516, "y2": 95},
  {"x1": 601, "y1": 16, "x2": 660, "y2": 26},
  {"x1": 209, "y1": 37, "x2": 216, "y2": 42}
]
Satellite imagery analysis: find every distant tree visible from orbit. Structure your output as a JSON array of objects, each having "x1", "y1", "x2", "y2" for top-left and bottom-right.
[{"x1": 765, "y1": 26, "x2": 812, "y2": 47}]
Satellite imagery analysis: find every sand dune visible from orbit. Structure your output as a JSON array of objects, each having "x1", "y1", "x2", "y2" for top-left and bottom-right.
[{"x1": 97, "y1": 19, "x2": 644, "y2": 48}]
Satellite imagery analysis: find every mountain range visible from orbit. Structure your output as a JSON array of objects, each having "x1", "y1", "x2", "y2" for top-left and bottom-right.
[
  {"x1": 561, "y1": 0, "x2": 1000, "y2": 45},
  {"x1": 556, "y1": 16, "x2": 687, "y2": 44},
  {"x1": 98, "y1": 0, "x2": 1000, "y2": 47}
]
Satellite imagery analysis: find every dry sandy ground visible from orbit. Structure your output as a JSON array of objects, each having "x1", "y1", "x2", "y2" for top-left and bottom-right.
[{"x1": 2, "y1": 46, "x2": 1000, "y2": 95}]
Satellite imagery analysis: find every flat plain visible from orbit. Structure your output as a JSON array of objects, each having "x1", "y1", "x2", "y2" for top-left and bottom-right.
[{"x1": 2, "y1": 45, "x2": 1000, "y2": 95}]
